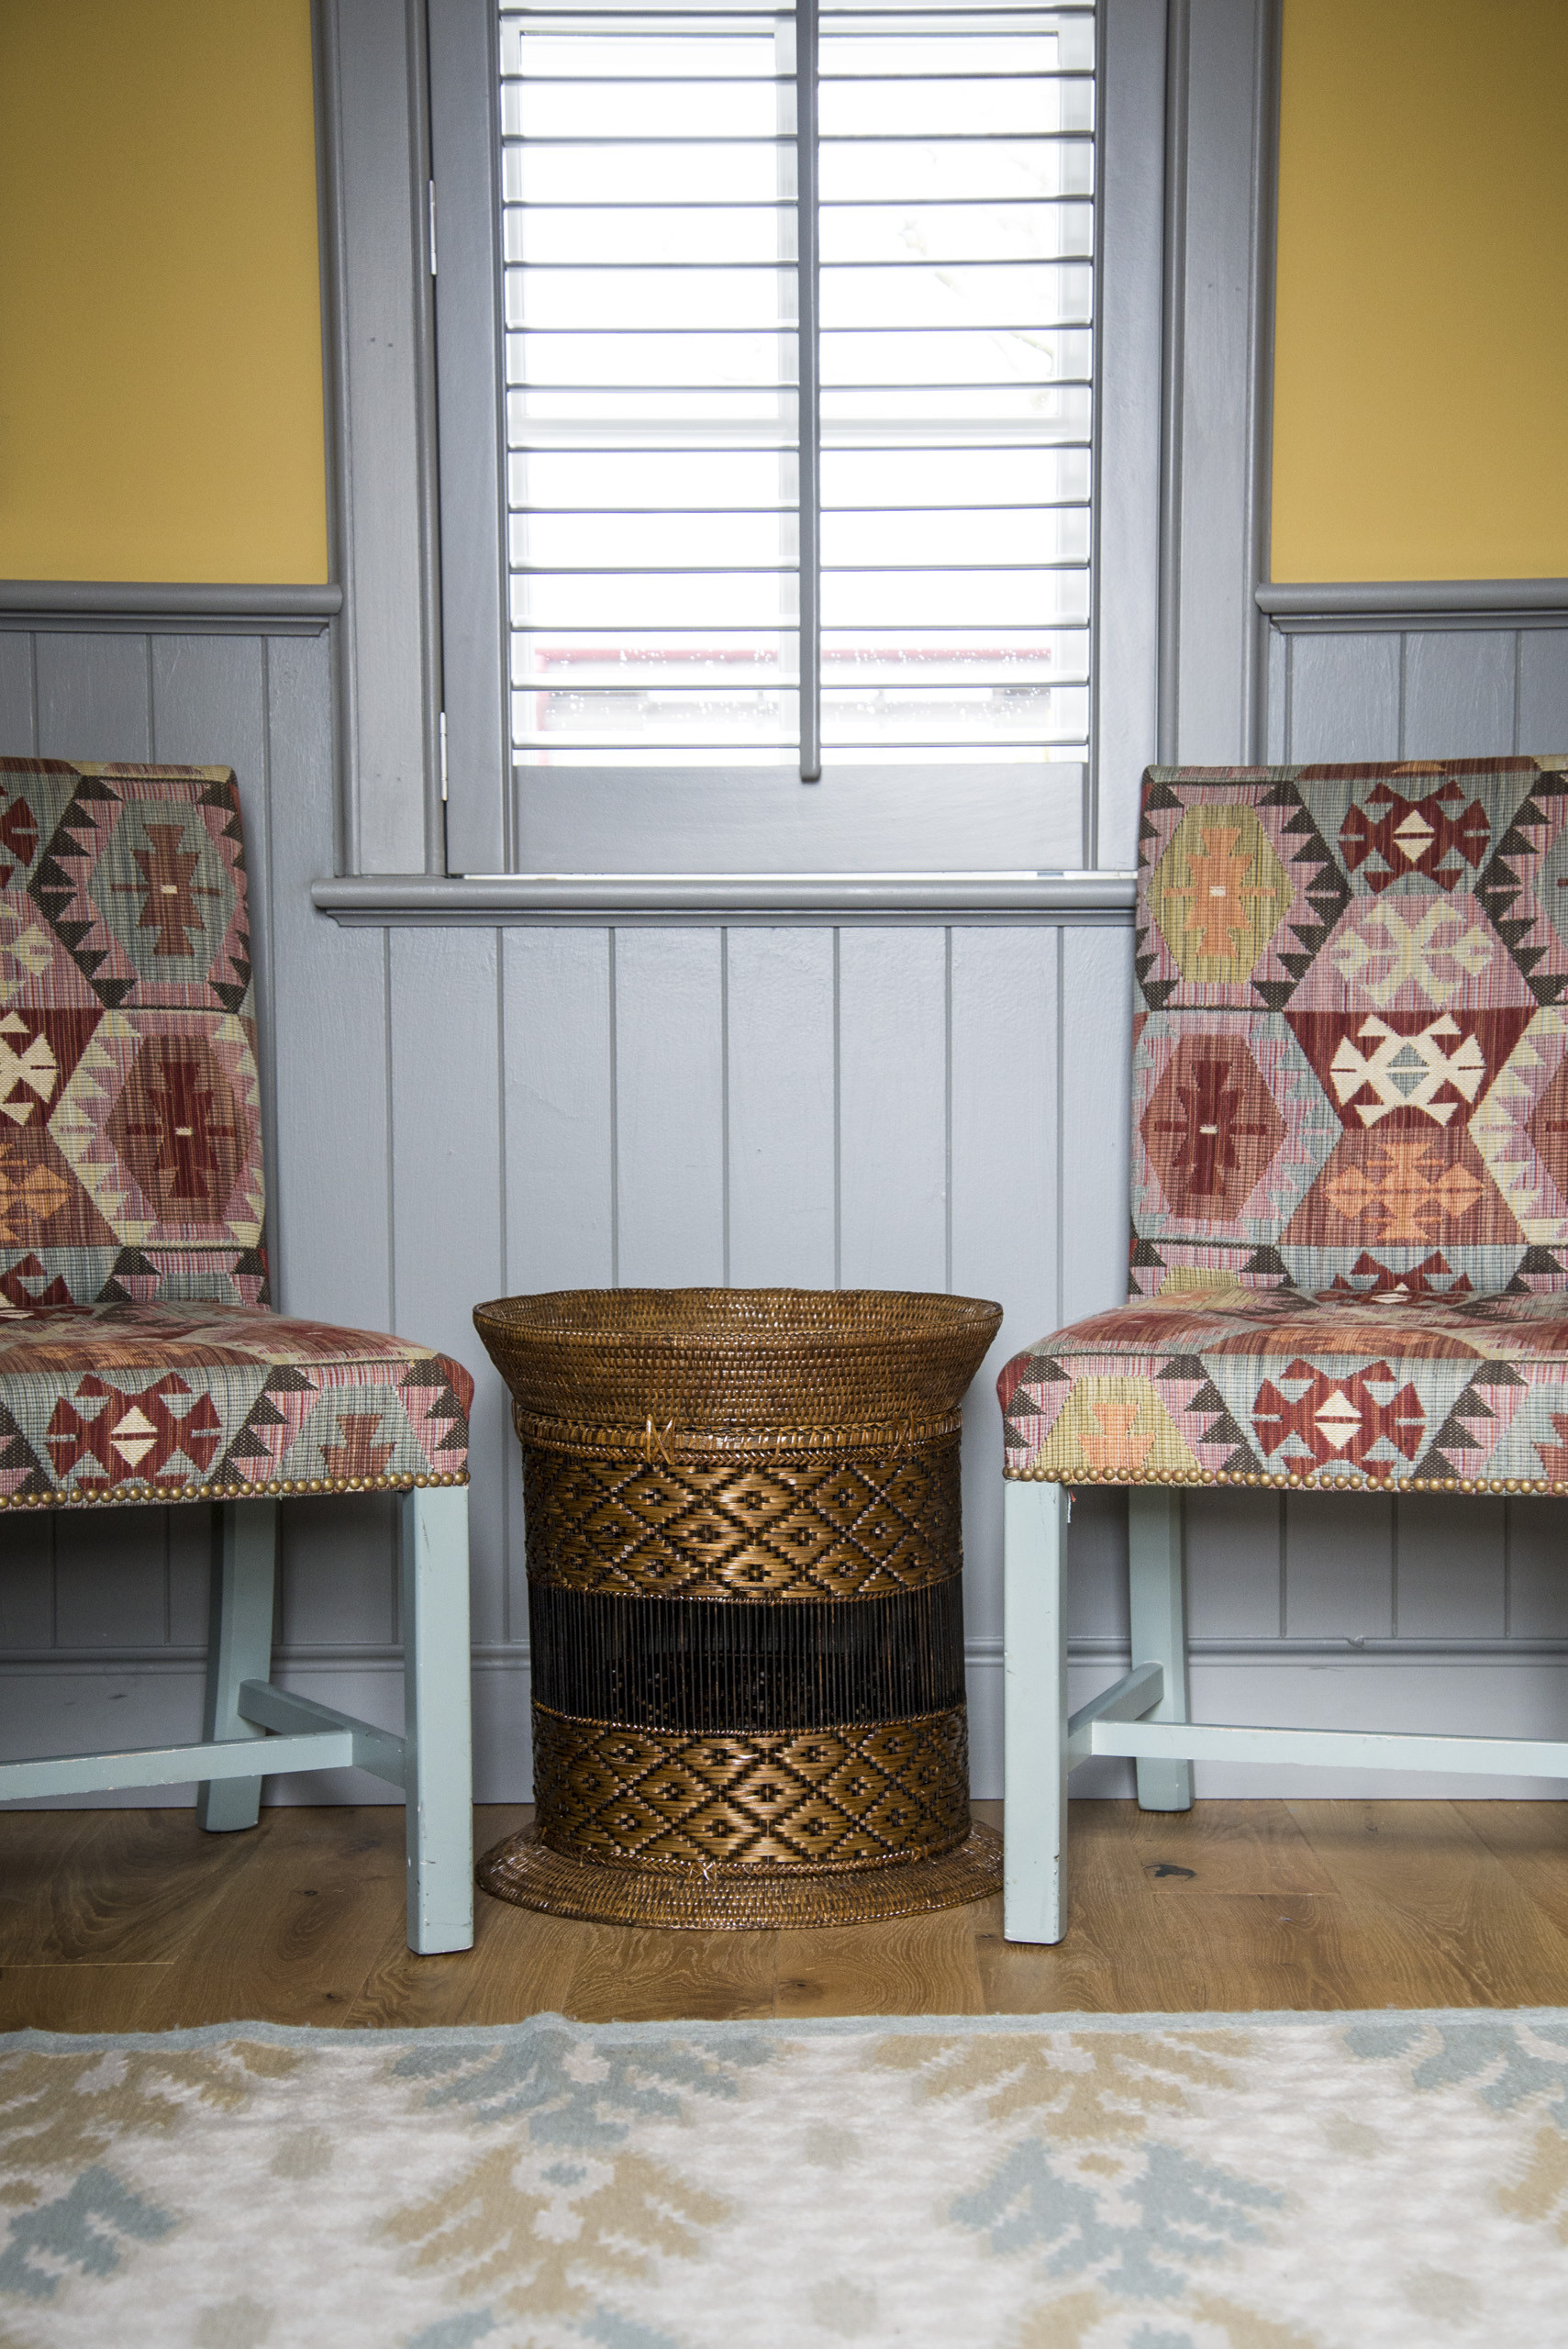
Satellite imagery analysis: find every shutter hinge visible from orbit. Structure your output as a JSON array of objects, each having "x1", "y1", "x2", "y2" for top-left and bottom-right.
[
  {"x1": 428, "y1": 179, "x2": 438, "y2": 277},
  {"x1": 439, "y1": 710, "x2": 449, "y2": 802}
]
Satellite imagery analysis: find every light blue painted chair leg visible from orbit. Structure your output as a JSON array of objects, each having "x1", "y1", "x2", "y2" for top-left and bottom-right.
[
  {"x1": 1003, "y1": 1478, "x2": 1069, "y2": 1944},
  {"x1": 1128, "y1": 1488, "x2": 1193, "y2": 1813},
  {"x1": 197, "y1": 1499, "x2": 279, "y2": 1833},
  {"x1": 401, "y1": 1483, "x2": 474, "y2": 1954}
]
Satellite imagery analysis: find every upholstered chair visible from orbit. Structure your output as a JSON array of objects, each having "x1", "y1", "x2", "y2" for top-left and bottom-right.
[
  {"x1": 999, "y1": 756, "x2": 1568, "y2": 1943},
  {"x1": 0, "y1": 760, "x2": 473, "y2": 1953}
]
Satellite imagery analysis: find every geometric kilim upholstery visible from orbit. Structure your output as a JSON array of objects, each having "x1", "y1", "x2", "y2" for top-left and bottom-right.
[
  {"x1": 0, "y1": 760, "x2": 472, "y2": 1509},
  {"x1": 0, "y1": 1301, "x2": 473, "y2": 1511},
  {"x1": 0, "y1": 758, "x2": 266, "y2": 1309},
  {"x1": 999, "y1": 755, "x2": 1568, "y2": 1497}
]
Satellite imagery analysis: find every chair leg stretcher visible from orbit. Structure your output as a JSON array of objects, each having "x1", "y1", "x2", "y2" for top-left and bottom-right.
[
  {"x1": 1061, "y1": 1661, "x2": 1568, "y2": 1779},
  {"x1": 0, "y1": 1487, "x2": 474, "y2": 1955},
  {"x1": 1064, "y1": 1662, "x2": 1166, "y2": 1767},
  {"x1": 0, "y1": 1725, "x2": 373, "y2": 1803},
  {"x1": 1091, "y1": 1715, "x2": 1568, "y2": 1779},
  {"x1": 1004, "y1": 1483, "x2": 1568, "y2": 1944}
]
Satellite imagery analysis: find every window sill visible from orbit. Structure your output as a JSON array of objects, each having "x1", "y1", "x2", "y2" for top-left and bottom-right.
[{"x1": 310, "y1": 871, "x2": 1139, "y2": 925}]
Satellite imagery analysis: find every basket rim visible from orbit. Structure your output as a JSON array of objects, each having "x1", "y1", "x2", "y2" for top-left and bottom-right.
[{"x1": 473, "y1": 1286, "x2": 1004, "y2": 1350}]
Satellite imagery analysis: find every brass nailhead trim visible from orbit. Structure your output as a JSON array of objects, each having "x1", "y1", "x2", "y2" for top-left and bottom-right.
[
  {"x1": 0, "y1": 1470, "x2": 470, "y2": 1511},
  {"x1": 1002, "y1": 1465, "x2": 1565, "y2": 1497}
]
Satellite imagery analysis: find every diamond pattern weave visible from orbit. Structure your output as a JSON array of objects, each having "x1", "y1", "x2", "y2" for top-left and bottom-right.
[
  {"x1": 531, "y1": 1704, "x2": 971, "y2": 1872},
  {"x1": 523, "y1": 1437, "x2": 962, "y2": 1598}
]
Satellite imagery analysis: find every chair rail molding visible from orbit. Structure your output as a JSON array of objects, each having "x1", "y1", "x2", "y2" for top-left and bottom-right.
[
  {"x1": 1259, "y1": 579, "x2": 1568, "y2": 631},
  {"x1": 0, "y1": 583, "x2": 339, "y2": 635}
]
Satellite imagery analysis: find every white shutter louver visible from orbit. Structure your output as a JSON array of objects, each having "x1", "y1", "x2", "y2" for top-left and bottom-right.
[{"x1": 499, "y1": 0, "x2": 1095, "y2": 779}]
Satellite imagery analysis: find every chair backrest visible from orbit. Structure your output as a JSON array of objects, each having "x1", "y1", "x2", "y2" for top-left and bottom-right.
[
  {"x1": 1132, "y1": 756, "x2": 1568, "y2": 1302},
  {"x1": 0, "y1": 759, "x2": 266, "y2": 1309}
]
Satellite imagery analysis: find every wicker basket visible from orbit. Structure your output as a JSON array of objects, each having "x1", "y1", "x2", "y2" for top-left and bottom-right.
[{"x1": 472, "y1": 1287, "x2": 1004, "y2": 1929}]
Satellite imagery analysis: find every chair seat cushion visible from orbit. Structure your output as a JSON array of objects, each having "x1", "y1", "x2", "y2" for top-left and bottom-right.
[
  {"x1": 998, "y1": 1284, "x2": 1568, "y2": 1496},
  {"x1": 0, "y1": 1301, "x2": 473, "y2": 1509}
]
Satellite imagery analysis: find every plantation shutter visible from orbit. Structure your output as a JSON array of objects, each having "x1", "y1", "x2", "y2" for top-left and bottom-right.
[{"x1": 499, "y1": 0, "x2": 1095, "y2": 813}]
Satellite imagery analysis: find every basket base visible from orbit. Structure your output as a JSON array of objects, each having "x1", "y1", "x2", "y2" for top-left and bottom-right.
[{"x1": 476, "y1": 1820, "x2": 1003, "y2": 1931}]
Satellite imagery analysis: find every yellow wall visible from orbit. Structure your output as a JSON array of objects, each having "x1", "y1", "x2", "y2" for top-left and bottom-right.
[
  {"x1": 1271, "y1": 0, "x2": 1568, "y2": 584},
  {"x1": 0, "y1": 0, "x2": 328, "y2": 585}
]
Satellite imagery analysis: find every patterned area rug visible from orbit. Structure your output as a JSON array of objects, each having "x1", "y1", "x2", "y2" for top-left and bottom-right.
[{"x1": 5, "y1": 2009, "x2": 1568, "y2": 2346}]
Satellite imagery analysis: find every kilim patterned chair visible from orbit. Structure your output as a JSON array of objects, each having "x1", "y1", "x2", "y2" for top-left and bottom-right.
[
  {"x1": 0, "y1": 759, "x2": 474, "y2": 1953},
  {"x1": 1000, "y1": 754, "x2": 1568, "y2": 1943}
]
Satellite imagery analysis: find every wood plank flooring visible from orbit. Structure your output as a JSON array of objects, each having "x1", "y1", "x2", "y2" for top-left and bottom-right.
[{"x1": 3, "y1": 1798, "x2": 1568, "y2": 2031}]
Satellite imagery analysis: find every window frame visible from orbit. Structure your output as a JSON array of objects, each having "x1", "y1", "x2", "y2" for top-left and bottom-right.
[
  {"x1": 317, "y1": 0, "x2": 1280, "y2": 895},
  {"x1": 427, "y1": 0, "x2": 1151, "y2": 877}
]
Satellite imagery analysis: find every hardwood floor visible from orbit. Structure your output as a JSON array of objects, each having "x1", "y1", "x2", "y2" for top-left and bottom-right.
[{"x1": 4, "y1": 1798, "x2": 1568, "y2": 2030}]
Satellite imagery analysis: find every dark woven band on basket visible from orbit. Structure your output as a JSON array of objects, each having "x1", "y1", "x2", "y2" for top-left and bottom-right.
[
  {"x1": 530, "y1": 1702, "x2": 972, "y2": 1875},
  {"x1": 528, "y1": 1579, "x2": 967, "y2": 1732},
  {"x1": 521, "y1": 1431, "x2": 963, "y2": 1600}
]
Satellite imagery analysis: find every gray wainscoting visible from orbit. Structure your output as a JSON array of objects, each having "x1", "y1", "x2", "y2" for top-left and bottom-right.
[
  {"x1": 1265, "y1": 619, "x2": 1568, "y2": 763},
  {"x1": 4, "y1": 618, "x2": 1568, "y2": 1805}
]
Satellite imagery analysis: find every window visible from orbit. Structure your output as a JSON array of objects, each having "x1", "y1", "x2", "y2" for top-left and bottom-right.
[
  {"x1": 502, "y1": 0, "x2": 1093, "y2": 775},
  {"x1": 431, "y1": 0, "x2": 1099, "y2": 874}
]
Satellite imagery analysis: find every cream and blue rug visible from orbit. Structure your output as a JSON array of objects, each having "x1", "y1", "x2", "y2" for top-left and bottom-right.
[{"x1": 4, "y1": 2009, "x2": 1567, "y2": 2346}]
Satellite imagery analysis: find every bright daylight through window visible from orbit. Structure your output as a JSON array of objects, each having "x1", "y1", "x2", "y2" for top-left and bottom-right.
[{"x1": 498, "y1": 0, "x2": 1095, "y2": 788}]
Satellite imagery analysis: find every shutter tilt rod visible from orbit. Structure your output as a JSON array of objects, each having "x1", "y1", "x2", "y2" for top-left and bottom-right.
[{"x1": 796, "y1": 0, "x2": 821, "y2": 782}]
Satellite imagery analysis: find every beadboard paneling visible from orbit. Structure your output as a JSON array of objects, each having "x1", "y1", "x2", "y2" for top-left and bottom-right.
[
  {"x1": 501, "y1": 927, "x2": 616, "y2": 1297},
  {"x1": 950, "y1": 926, "x2": 1059, "y2": 1652},
  {"x1": 1272, "y1": 621, "x2": 1568, "y2": 762},
  {"x1": 35, "y1": 632, "x2": 154, "y2": 762},
  {"x1": 613, "y1": 928, "x2": 728, "y2": 1288},
  {"x1": 389, "y1": 925, "x2": 507, "y2": 1651},
  {"x1": 837, "y1": 927, "x2": 950, "y2": 1293},
  {"x1": 1518, "y1": 630, "x2": 1568, "y2": 748},
  {"x1": 726, "y1": 926, "x2": 838, "y2": 1289},
  {"x1": 1282, "y1": 631, "x2": 1401, "y2": 763}
]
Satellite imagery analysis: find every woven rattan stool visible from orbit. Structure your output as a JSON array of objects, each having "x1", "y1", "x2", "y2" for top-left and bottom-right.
[{"x1": 472, "y1": 1287, "x2": 1004, "y2": 1929}]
